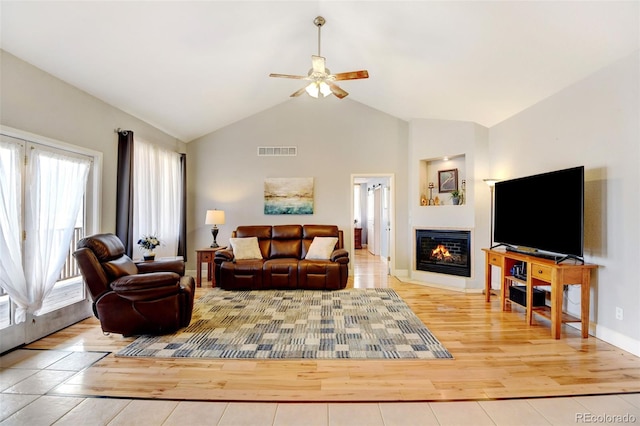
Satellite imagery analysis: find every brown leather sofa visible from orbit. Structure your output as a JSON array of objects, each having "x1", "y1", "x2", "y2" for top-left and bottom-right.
[
  {"x1": 214, "y1": 225, "x2": 349, "y2": 290},
  {"x1": 73, "y1": 233, "x2": 195, "y2": 336}
]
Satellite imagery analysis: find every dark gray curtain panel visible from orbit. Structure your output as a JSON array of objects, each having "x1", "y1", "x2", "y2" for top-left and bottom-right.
[
  {"x1": 178, "y1": 153, "x2": 187, "y2": 261},
  {"x1": 116, "y1": 130, "x2": 135, "y2": 257}
]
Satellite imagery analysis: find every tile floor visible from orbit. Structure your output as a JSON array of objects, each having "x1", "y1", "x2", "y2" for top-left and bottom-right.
[{"x1": 1, "y1": 349, "x2": 640, "y2": 425}]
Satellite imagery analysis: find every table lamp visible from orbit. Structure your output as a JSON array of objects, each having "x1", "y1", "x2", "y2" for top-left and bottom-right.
[{"x1": 205, "y1": 209, "x2": 225, "y2": 248}]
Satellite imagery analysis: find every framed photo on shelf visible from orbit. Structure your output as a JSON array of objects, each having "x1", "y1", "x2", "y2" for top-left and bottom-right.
[{"x1": 438, "y1": 169, "x2": 458, "y2": 193}]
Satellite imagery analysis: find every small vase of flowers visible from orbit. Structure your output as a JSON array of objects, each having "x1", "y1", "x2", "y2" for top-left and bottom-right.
[{"x1": 137, "y1": 234, "x2": 161, "y2": 261}]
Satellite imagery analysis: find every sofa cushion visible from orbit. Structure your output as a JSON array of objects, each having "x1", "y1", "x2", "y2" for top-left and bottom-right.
[
  {"x1": 263, "y1": 259, "x2": 298, "y2": 288},
  {"x1": 271, "y1": 239, "x2": 302, "y2": 259},
  {"x1": 270, "y1": 225, "x2": 303, "y2": 259},
  {"x1": 305, "y1": 237, "x2": 338, "y2": 260},
  {"x1": 230, "y1": 237, "x2": 263, "y2": 260}
]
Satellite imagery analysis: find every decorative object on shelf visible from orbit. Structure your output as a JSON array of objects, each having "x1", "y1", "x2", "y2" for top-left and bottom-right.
[
  {"x1": 438, "y1": 169, "x2": 458, "y2": 193},
  {"x1": 483, "y1": 178, "x2": 500, "y2": 247},
  {"x1": 137, "y1": 234, "x2": 161, "y2": 261},
  {"x1": 420, "y1": 194, "x2": 427, "y2": 206},
  {"x1": 264, "y1": 177, "x2": 314, "y2": 215},
  {"x1": 428, "y1": 182, "x2": 435, "y2": 205},
  {"x1": 434, "y1": 196, "x2": 440, "y2": 206},
  {"x1": 205, "y1": 209, "x2": 226, "y2": 248},
  {"x1": 460, "y1": 179, "x2": 466, "y2": 205},
  {"x1": 450, "y1": 190, "x2": 461, "y2": 205}
]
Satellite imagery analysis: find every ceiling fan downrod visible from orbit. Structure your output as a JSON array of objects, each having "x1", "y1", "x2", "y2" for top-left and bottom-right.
[{"x1": 314, "y1": 16, "x2": 325, "y2": 57}]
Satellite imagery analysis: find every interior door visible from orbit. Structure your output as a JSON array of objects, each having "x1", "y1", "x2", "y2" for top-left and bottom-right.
[{"x1": 368, "y1": 186, "x2": 381, "y2": 255}]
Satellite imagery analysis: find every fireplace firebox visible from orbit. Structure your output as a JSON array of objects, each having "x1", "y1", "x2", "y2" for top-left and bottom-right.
[{"x1": 416, "y1": 229, "x2": 471, "y2": 277}]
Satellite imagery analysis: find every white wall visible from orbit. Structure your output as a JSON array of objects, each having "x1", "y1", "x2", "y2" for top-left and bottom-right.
[
  {"x1": 0, "y1": 50, "x2": 185, "y2": 233},
  {"x1": 489, "y1": 50, "x2": 640, "y2": 355},
  {"x1": 186, "y1": 96, "x2": 409, "y2": 271}
]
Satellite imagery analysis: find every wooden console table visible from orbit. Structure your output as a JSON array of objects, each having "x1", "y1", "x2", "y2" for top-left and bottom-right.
[
  {"x1": 195, "y1": 247, "x2": 226, "y2": 287},
  {"x1": 483, "y1": 248, "x2": 597, "y2": 339}
]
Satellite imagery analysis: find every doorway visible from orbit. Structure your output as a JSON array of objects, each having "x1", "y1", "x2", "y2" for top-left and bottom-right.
[{"x1": 350, "y1": 174, "x2": 394, "y2": 277}]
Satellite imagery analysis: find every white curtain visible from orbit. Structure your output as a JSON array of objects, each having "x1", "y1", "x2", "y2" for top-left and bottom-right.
[
  {"x1": 133, "y1": 139, "x2": 182, "y2": 259},
  {"x1": 0, "y1": 139, "x2": 29, "y2": 321},
  {"x1": 22, "y1": 147, "x2": 90, "y2": 321}
]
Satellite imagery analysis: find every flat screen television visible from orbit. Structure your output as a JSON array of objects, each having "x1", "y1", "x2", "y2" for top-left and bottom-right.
[{"x1": 493, "y1": 166, "x2": 584, "y2": 261}]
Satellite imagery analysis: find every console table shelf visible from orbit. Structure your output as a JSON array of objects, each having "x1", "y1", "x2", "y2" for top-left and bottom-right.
[{"x1": 483, "y1": 248, "x2": 597, "y2": 339}]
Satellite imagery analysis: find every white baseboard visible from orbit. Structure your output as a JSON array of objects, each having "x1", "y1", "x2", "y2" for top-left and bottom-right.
[{"x1": 592, "y1": 323, "x2": 640, "y2": 357}]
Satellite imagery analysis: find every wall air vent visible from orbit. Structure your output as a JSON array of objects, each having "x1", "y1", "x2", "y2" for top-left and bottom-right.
[{"x1": 257, "y1": 146, "x2": 297, "y2": 157}]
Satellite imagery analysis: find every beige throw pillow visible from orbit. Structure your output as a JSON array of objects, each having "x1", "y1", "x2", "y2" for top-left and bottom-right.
[
  {"x1": 305, "y1": 237, "x2": 338, "y2": 260},
  {"x1": 230, "y1": 237, "x2": 263, "y2": 260}
]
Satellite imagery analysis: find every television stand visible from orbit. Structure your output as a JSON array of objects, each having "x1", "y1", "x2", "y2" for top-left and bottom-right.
[{"x1": 483, "y1": 248, "x2": 597, "y2": 339}]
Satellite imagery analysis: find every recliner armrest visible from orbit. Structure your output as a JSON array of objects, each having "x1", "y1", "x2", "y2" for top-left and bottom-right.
[
  {"x1": 111, "y1": 272, "x2": 180, "y2": 290},
  {"x1": 110, "y1": 272, "x2": 180, "y2": 301},
  {"x1": 330, "y1": 248, "x2": 349, "y2": 264},
  {"x1": 214, "y1": 249, "x2": 234, "y2": 263},
  {"x1": 136, "y1": 259, "x2": 185, "y2": 276}
]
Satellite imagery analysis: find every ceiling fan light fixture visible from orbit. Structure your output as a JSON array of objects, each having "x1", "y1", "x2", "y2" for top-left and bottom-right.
[
  {"x1": 304, "y1": 81, "x2": 332, "y2": 98},
  {"x1": 305, "y1": 82, "x2": 320, "y2": 98},
  {"x1": 319, "y1": 81, "x2": 332, "y2": 97}
]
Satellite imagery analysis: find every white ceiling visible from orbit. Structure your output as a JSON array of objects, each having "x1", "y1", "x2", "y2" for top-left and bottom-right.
[{"x1": 1, "y1": 1, "x2": 638, "y2": 142}]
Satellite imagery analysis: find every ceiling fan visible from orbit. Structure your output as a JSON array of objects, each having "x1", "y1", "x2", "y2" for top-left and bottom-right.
[{"x1": 269, "y1": 16, "x2": 369, "y2": 99}]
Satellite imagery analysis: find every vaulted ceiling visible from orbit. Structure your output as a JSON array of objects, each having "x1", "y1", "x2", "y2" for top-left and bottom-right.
[{"x1": 1, "y1": 1, "x2": 638, "y2": 142}]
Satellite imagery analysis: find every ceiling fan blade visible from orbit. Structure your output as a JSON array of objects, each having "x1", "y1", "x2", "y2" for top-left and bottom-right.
[
  {"x1": 311, "y1": 55, "x2": 326, "y2": 73},
  {"x1": 333, "y1": 70, "x2": 369, "y2": 81},
  {"x1": 269, "y1": 73, "x2": 307, "y2": 79},
  {"x1": 290, "y1": 86, "x2": 308, "y2": 97},
  {"x1": 327, "y1": 82, "x2": 348, "y2": 99}
]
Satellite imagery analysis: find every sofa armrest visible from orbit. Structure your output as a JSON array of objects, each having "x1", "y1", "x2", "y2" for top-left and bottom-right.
[
  {"x1": 136, "y1": 259, "x2": 185, "y2": 276},
  {"x1": 331, "y1": 248, "x2": 350, "y2": 264},
  {"x1": 110, "y1": 272, "x2": 180, "y2": 301},
  {"x1": 214, "y1": 249, "x2": 234, "y2": 264}
]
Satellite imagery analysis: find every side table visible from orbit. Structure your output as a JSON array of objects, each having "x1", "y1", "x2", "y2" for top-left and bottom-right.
[{"x1": 196, "y1": 247, "x2": 226, "y2": 287}]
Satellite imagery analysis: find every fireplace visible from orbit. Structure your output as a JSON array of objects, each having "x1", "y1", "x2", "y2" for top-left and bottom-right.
[{"x1": 416, "y1": 229, "x2": 471, "y2": 277}]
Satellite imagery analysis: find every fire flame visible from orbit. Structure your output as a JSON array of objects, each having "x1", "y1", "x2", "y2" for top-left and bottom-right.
[{"x1": 431, "y1": 244, "x2": 453, "y2": 261}]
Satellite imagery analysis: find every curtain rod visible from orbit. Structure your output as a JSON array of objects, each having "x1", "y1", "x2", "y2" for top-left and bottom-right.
[{"x1": 114, "y1": 128, "x2": 130, "y2": 135}]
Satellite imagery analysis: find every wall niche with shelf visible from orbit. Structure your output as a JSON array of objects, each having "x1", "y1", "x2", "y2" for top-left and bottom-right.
[{"x1": 419, "y1": 154, "x2": 466, "y2": 206}]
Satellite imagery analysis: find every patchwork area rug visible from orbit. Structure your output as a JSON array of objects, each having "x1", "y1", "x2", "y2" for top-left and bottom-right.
[{"x1": 117, "y1": 288, "x2": 453, "y2": 360}]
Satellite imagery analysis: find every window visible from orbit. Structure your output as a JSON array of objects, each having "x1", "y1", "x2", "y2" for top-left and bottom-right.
[
  {"x1": 0, "y1": 129, "x2": 101, "y2": 351},
  {"x1": 132, "y1": 139, "x2": 183, "y2": 259}
]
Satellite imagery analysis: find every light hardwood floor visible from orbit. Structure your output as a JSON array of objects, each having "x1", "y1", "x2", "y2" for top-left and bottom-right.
[{"x1": 21, "y1": 250, "x2": 640, "y2": 402}]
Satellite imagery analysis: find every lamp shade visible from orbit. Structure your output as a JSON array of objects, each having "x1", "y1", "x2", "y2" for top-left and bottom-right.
[
  {"x1": 483, "y1": 179, "x2": 500, "y2": 187},
  {"x1": 205, "y1": 209, "x2": 225, "y2": 225},
  {"x1": 305, "y1": 82, "x2": 320, "y2": 98}
]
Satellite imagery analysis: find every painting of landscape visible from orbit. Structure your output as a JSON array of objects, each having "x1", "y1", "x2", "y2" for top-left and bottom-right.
[{"x1": 264, "y1": 177, "x2": 314, "y2": 215}]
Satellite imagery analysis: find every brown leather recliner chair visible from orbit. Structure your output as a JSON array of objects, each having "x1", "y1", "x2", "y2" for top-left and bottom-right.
[{"x1": 73, "y1": 233, "x2": 195, "y2": 336}]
